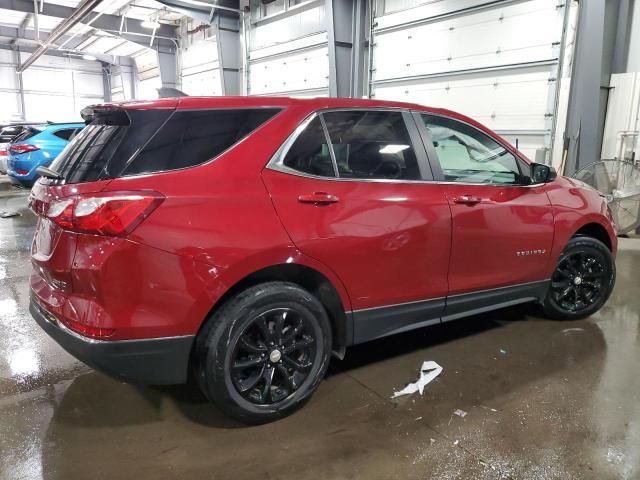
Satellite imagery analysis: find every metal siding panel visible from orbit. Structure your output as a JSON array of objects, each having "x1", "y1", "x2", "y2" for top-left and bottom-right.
[
  {"x1": 0, "y1": 92, "x2": 21, "y2": 120},
  {"x1": 249, "y1": 46, "x2": 329, "y2": 95},
  {"x1": 182, "y1": 69, "x2": 223, "y2": 96},
  {"x1": 375, "y1": 67, "x2": 551, "y2": 131},
  {"x1": 73, "y1": 71, "x2": 104, "y2": 97},
  {"x1": 250, "y1": 4, "x2": 326, "y2": 49},
  {"x1": 23, "y1": 93, "x2": 80, "y2": 122}
]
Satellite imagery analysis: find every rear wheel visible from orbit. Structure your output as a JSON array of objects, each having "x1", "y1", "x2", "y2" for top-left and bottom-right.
[
  {"x1": 542, "y1": 236, "x2": 615, "y2": 320},
  {"x1": 195, "y1": 281, "x2": 332, "y2": 424}
]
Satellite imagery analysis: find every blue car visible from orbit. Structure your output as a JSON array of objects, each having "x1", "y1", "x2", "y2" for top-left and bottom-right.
[{"x1": 7, "y1": 122, "x2": 84, "y2": 187}]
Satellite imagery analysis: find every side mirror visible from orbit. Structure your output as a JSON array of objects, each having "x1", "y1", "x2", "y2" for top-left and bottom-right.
[{"x1": 530, "y1": 163, "x2": 557, "y2": 184}]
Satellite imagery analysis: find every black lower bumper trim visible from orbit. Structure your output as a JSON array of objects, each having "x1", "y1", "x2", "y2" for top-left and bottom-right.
[{"x1": 30, "y1": 299, "x2": 194, "y2": 385}]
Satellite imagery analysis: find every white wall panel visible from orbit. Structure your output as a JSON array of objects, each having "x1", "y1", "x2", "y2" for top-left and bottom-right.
[
  {"x1": 23, "y1": 94, "x2": 79, "y2": 122},
  {"x1": 22, "y1": 68, "x2": 73, "y2": 94},
  {"x1": 182, "y1": 69, "x2": 222, "y2": 96},
  {"x1": 0, "y1": 92, "x2": 21, "y2": 122},
  {"x1": 374, "y1": 1, "x2": 561, "y2": 81},
  {"x1": 250, "y1": 3, "x2": 326, "y2": 49},
  {"x1": 0, "y1": 65, "x2": 17, "y2": 90},
  {"x1": 249, "y1": 46, "x2": 328, "y2": 96},
  {"x1": 73, "y1": 72, "x2": 104, "y2": 97},
  {"x1": 375, "y1": 67, "x2": 552, "y2": 131}
]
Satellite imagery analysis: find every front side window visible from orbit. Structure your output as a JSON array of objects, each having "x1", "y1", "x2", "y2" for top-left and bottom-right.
[{"x1": 421, "y1": 114, "x2": 523, "y2": 185}]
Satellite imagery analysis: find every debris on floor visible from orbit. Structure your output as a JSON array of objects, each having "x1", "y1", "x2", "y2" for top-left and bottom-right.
[
  {"x1": 453, "y1": 409, "x2": 467, "y2": 418},
  {"x1": 499, "y1": 348, "x2": 508, "y2": 355},
  {"x1": 391, "y1": 360, "x2": 443, "y2": 398},
  {"x1": 0, "y1": 211, "x2": 20, "y2": 218}
]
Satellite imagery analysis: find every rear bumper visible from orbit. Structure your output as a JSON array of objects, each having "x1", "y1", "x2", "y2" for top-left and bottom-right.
[{"x1": 30, "y1": 298, "x2": 194, "y2": 385}]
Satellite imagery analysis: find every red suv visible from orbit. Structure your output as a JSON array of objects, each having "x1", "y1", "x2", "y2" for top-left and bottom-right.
[{"x1": 28, "y1": 97, "x2": 616, "y2": 423}]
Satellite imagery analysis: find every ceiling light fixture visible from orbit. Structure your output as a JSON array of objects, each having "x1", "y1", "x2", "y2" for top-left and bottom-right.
[{"x1": 82, "y1": 54, "x2": 97, "y2": 61}]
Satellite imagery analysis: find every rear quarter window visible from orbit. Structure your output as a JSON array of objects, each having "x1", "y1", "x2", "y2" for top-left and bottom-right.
[{"x1": 123, "y1": 108, "x2": 281, "y2": 176}]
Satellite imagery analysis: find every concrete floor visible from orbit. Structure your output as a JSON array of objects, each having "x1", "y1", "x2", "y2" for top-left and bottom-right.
[{"x1": 2, "y1": 179, "x2": 640, "y2": 480}]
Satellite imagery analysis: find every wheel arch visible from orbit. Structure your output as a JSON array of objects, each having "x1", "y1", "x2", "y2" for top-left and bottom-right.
[
  {"x1": 196, "y1": 263, "x2": 351, "y2": 360},
  {"x1": 573, "y1": 222, "x2": 613, "y2": 251}
]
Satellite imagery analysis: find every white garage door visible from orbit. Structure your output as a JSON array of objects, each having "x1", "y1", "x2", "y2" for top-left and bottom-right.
[
  {"x1": 371, "y1": 0, "x2": 567, "y2": 161},
  {"x1": 248, "y1": 3, "x2": 329, "y2": 97},
  {"x1": 181, "y1": 37, "x2": 222, "y2": 96}
]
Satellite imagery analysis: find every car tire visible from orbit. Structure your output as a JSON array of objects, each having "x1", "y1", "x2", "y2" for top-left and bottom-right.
[
  {"x1": 195, "y1": 281, "x2": 332, "y2": 424},
  {"x1": 542, "y1": 236, "x2": 615, "y2": 320}
]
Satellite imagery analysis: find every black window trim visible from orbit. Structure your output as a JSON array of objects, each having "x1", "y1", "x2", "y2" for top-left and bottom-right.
[
  {"x1": 267, "y1": 107, "x2": 434, "y2": 183},
  {"x1": 413, "y1": 111, "x2": 535, "y2": 188}
]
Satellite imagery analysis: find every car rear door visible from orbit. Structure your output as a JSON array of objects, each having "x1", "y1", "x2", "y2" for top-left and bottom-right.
[
  {"x1": 415, "y1": 112, "x2": 554, "y2": 318},
  {"x1": 263, "y1": 109, "x2": 452, "y2": 344}
]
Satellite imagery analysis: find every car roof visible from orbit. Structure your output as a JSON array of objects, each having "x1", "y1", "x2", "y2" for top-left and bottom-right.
[{"x1": 92, "y1": 96, "x2": 463, "y2": 117}]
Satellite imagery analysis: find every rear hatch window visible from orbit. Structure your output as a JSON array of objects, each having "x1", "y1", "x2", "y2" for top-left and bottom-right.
[
  {"x1": 11, "y1": 126, "x2": 45, "y2": 143},
  {"x1": 47, "y1": 107, "x2": 281, "y2": 184}
]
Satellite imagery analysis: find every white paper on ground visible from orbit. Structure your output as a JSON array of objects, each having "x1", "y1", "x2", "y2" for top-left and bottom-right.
[{"x1": 391, "y1": 360, "x2": 443, "y2": 398}]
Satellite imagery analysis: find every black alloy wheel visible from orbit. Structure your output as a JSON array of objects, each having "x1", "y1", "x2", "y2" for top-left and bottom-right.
[
  {"x1": 230, "y1": 307, "x2": 317, "y2": 405},
  {"x1": 543, "y1": 236, "x2": 615, "y2": 320},
  {"x1": 196, "y1": 282, "x2": 332, "y2": 424}
]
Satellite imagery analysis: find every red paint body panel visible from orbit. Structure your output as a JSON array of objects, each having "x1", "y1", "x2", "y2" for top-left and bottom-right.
[
  {"x1": 28, "y1": 97, "x2": 616, "y2": 344},
  {"x1": 442, "y1": 183, "x2": 554, "y2": 294},
  {"x1": 263, "y1": 170, "x2": 452, "y2": 310}
]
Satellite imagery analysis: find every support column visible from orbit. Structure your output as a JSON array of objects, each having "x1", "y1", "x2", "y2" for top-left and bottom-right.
[
  {"x1": 101, "y1": 62, "x2": 112, "y2": 102},
  {"x1": 326, "y1": 0, "x2": 368, "y2": 98},
  {"x1": 563, "y1": 0, "x2": 635, "y2": 175},
  {"x1": 214, "y1": 13, "x2": 242, "y2": 96},
  {"x1": 158, "y1": 48, "x2": 178, "y2": 89}
]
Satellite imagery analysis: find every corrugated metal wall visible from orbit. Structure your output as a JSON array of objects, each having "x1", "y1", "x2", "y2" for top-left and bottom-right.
[
  {"x1": 371, "y1": 0, "x2": 567, "y2": 161},
  {"x1": 0, "y1": 50, "x2": 104, "y2": 122}
]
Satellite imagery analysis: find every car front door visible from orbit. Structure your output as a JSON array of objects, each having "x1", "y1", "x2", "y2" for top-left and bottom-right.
[
  {"x1": 263, "y1": 109, "x2": 452, "y2": 343},
  {"x1": 416, "y1": 113, "x2": 554, "y2": 319}
]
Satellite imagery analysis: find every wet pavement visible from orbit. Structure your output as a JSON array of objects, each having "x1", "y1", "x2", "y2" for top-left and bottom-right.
[{"x1": 2, "y1": 177, "x2": 640, "y2": 480}]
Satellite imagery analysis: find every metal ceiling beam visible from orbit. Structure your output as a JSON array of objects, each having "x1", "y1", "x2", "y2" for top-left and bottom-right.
[
  {"x1": 0, "y1": 41, "x2": 135, "y2": 66},
  {"x1": 0, "y1": 0, "x2": 179, "y2": 49},
  {"x1": 17, "y1": 0, "x2": 104, "y2": 72}
]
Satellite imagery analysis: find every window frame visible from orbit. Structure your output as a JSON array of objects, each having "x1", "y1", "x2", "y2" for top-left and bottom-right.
[
  {"x1": 414, "y1": 111, "x2": 533, "y2": 187},
  {"x1": 267, "y1": 108, "x2": 434, "y2": 183}
]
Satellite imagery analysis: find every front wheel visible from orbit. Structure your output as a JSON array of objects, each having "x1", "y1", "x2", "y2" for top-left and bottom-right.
[
  {"x1": 195, "y1": 281, "x2": 332, "y2": 424},
  {"x1": 542, "y1": 236, "x2": 615, "y2": 320}
]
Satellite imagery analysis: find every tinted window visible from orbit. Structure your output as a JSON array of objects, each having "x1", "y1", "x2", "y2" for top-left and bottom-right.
[
  {"x1": 282, "y1": 117, "x2": 335, "y2": 177},
  {"x1": 124, "y1": 109, "x2": 280, "y2": 175},
  {"x1": 11, "y1": 126, "x2": 45, "y2": 143},
  {"x1": 53, "y1": 129, "x2": 76, "y2": 141},
  {"x1": 323, "y1": 111, "x2": 421, "y2": 180},
  {"x1": 421, "y1": 115, "x2": 523, "y2": 185},
  {"x1": 50, "y1": 109, "x2": 172, "y2": 184}
]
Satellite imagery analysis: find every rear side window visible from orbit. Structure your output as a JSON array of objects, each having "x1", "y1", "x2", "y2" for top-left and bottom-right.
[
  {"x1": 53, "y1": 128, "x2": 76, "y2": 141},
  {"x1": 283, "y1": 117, "x2": 335, "y2": 177},
  {"x1": 323, "y1": 111, "x2": 421, "y2": 180},
  {"x1": 124, "y1": 109, "x2": 280, "y2": 175},
  {"x1": 280, "y1": 110, "x2": 421, "y2": 181}
]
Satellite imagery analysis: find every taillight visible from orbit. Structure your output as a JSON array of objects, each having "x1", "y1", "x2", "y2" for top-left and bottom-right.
[
  {"x1": 10, "y1": 144, "x2": 40, "y2": 154},
  {"x1": 15, "y1": 169, "x2": 29, "y2": 175},
  {"x1": 46, "y1": 192, "x2": 163, "y2": 236}
]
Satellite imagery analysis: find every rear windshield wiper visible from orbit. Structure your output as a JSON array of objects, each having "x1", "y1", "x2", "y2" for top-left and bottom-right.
[{"x1": 36, "y1": 166, "x2": 63, "y2": 180}]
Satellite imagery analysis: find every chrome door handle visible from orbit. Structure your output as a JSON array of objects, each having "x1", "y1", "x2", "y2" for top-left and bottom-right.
[{"x1": 453, "y1": 195, "x2": 481, "y2": 205}]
